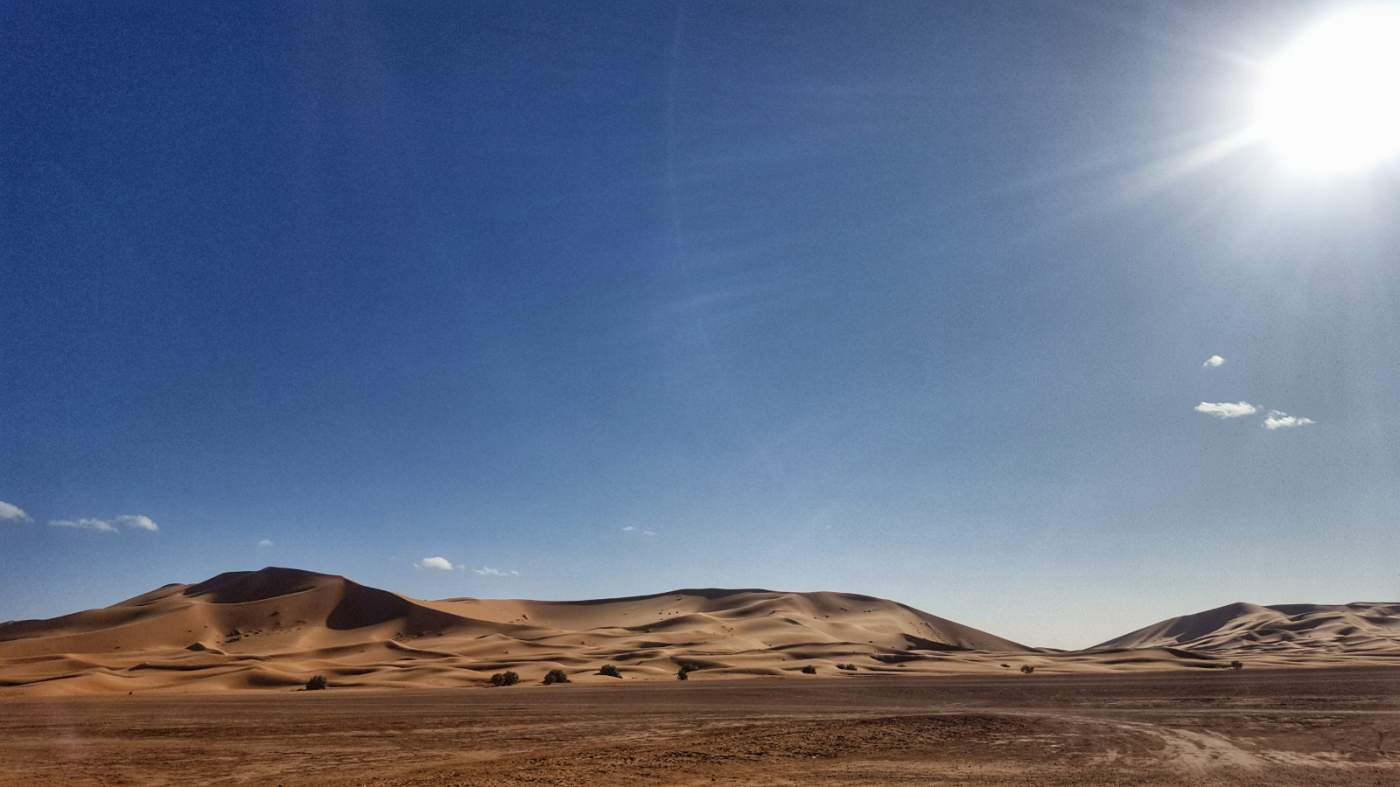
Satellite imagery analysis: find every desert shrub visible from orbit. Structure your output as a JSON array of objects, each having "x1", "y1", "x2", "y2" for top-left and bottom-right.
[
  {"x1": 1230, "y1": 660, "x2": 1243, "y2": 671},
  {"x1": 1019, "y1": 665, "x2": 1035, "y2": 675},
  {"x1": 598, "y1": 664, "x2": 621, "y2": 678},
  {"x1": 543, "y1": 669, "x2": 570, "y2": 685},
  {"x1": 490, "y1": 671, "x2": 520, "y2": 687},
  {"x1": 676, "y1": 660, "x2": 703, "y2": 679},
  {"x1": 305, "y1": 674, "x2": 328, "y2": 691},
  {"x1": 836, "y1": 663, "x2": 857, "y2": 671},
  {"x1": 801, "y1": 665, "x2": 817, "y2": 675}
]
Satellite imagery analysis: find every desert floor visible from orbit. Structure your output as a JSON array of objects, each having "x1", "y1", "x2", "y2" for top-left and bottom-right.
[{"x1": 3, "y1": 667, "x2": 1398, "y2": 786}]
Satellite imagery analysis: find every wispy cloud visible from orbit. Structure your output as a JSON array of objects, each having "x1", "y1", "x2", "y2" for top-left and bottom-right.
[
  {"x1": 1202, "y1": 355, "x2": 1225, "y2": 368},
  {"x1": 257, "y1": 539, "x2": 274, "y2": 548},
  {"x1": 620, "y1": 526, "x2": 657, "y2": 536},
  {"x1": 49, "y1": 518, "x2": 118, "y2": 533},
  {"x1": 0, "y1": 500, "x2": 29, "y2": 522},
  {"x1": 1194, "y1": 401, "x2": 1257, "y2": 419},
  {"x1": 47, "y1": 514, "x2": 159, "y2": 533},
  {"x1": 472, "y1": 566, "x2": 519, "y2": 577},
  {"x1": 416, "y1": 556, "x2": 454, "y2": 571},
  {"x1": 116, "y1": 514, "x2": 158, "y2": 532},
  {"x1": 1263, "y1": 410, "x2": 1315, "y2": 430}
]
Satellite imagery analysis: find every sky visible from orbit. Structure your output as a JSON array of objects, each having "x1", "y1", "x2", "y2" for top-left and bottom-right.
[{"x1": 2, "y1": 1, "x2": 1399, "y2": 650}]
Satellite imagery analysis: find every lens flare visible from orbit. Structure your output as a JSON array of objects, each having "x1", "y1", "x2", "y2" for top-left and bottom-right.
[{"x1": 1255, "y1": 6, "x2": 1400, "y2": 173}]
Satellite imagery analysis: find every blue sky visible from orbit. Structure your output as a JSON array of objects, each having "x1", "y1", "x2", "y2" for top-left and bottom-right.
[{"x1": 3, "y1": 1, "x2": 1398, "y2": 649}]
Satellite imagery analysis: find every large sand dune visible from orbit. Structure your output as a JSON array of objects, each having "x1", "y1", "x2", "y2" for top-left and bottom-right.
[
  {"x1": 2, "y1": 568, "x2": 1396, "y2": 695},
  {"x1": 0, "y1": 567, "x2": 1036, "y2": 695},
  {"x1": 1091, "y1": 601, "x2": 1400, "y2": 658}
]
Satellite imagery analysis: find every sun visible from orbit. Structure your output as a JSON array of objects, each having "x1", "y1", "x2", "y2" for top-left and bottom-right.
[{"x1": 1255, "y1": 6, "x2": 1400, "y2": 174}]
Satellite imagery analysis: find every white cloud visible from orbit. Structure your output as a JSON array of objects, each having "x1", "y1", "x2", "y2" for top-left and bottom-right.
[
  {"x1": 621, "y1": 525, "x2": 636, "y2": 532},
  {"x1": 1202, "y1": 355, "x2": 1225, "y2": 368},
  {"x1": 116, "y1": 514, "x2": 158, "y2": 532},
  {"x1": 257, "y1": 539, "x2": 274, "y2": 548},
  {"x1": 0, "y1": 501, "x2": 29, "y2": 522},
  {"x1": 417, "y1": 556, "x2": 454, "y2": 571},
  {"x1": 44, "y1": 513, "x2": 159, "y2": 533},
  {"x1": 621, "y1": 526, "x2": 657, "y2": 536},
  {"x1": 1263, "y1": 410, "x2": 1315, "y2": 430},
  {"x1": 49, "y1": 518, "x2": 118, "y2": 533},
  {"x1": 1194, "y1": 401, "x2": 1258, "y2": 419},
  {"x1": 472, "y1": 566, "x2": 520, "y2": 577}
]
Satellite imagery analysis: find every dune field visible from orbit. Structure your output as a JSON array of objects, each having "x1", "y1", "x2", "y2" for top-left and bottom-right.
[{"x1": 2, "y1": 567, "x2": 1397, "y2": 697}]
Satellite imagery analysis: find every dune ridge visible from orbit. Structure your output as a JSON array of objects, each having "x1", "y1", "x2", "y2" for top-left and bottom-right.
[{"x1": 2, "y1": 567, "x2": 1396, "y2": 696}]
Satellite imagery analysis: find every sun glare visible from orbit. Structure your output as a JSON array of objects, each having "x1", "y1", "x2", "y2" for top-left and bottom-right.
[{"x1": 1255, "y1": 6, "x2": 1400, "y2": 173}]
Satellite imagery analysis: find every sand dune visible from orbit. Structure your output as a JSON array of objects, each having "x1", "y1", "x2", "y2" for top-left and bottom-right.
[
  {"x1": 1091, "y1": 601, "x2": 1400, "y2": 658},
  {"x1": 2, "y1": 568, "x2": 1396, "y2": 696},
  {"x1": 0, "y1": 567, "x2": 1035, "y2": 695}
]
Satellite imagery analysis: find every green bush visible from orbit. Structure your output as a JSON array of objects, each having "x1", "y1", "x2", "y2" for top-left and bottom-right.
[
  {"x1": 543, "y1": 669, "x2": 570, "y2": 685},
  {"x1": 490, "y1": 671, "x2": 520, "y2": 687},
  {"x1": 801, "y1": 665, "x2": 817, "y2": 675},
  {"x1": 598, "y1": 664, "x2": 621, "y2": 678},
  {"x1": 305, "y1": 674, "x2": 328, "y2": 691}
]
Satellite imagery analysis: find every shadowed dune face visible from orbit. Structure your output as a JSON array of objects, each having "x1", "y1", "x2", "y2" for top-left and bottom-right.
[
  {"x1": 2, "y1": 568, "x2": 1398, "y2": 696},
  {"x1": 177, "y1": 568, "x2": 478, "y2": 632},
  {"x1": 182, "y1": 568, "x2": 326, "y2": 604}
]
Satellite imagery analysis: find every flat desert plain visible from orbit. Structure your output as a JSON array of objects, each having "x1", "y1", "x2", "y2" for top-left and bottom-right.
[{"x1": 2, "y1": 668, "x2": 1398, "y2": 786}]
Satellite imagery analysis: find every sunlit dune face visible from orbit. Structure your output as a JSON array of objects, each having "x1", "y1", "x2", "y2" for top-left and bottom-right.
[{"x1": 1255, "y1": 7, "x2": 1400, "y2": 174}]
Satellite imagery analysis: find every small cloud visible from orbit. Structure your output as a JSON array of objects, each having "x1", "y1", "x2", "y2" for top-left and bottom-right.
[
  {"x1": 49, "y1": 518, "x2": 118, "y2": 533},
  {"x1": 642, "y1": 530, "x2": 657, "y2": 536},
  {"x1": 620, "y1": 526, "x2": 637, "y2": 532},
  {"x1": 0, "y1": 500, "x2": 29, "y2": 522},
  {"x1": 621, "y1": 526, "x2": 656, "y2": 536},
  {"x1": 416, "y1": 556, "x2": 454, "y2": 571},
  {"x1": 257, "y1": 539, "x2": 274, "y2": 548},
  {"x1": 116, "y1": 514, "x2": 158, "y2": 532},
  {"x1": 472, "y1": 566, "x2": 519, "y2": 577},
  {"x1": 1202, "y1": 355, "x2": 1225, "y2": 368},
  {"x1": 1263, "y1": 410, "x2": 1315, "y2": 430},
  {"x1": 45, "y1": 514, "x2": 159, "y2": 533},
  {"x1": 1194, "y1": 401, "x2": 1257, "y2": 419}
]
